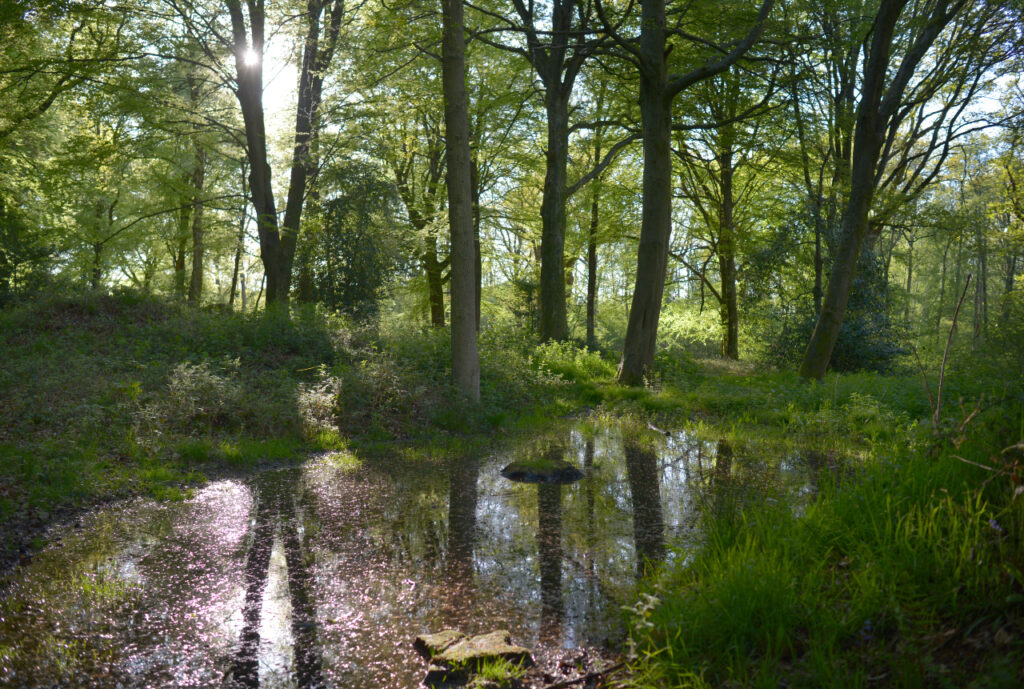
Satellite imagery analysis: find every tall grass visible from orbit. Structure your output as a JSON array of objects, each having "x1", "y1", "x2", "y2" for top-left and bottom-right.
[{"x1": 623, "y1": 383, "x2": 1024, "y2": 688}]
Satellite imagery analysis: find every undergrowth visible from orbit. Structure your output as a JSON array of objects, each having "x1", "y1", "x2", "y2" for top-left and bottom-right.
[{"x1": 621, "y1": 365, "x2": 1024, "y2": 688}]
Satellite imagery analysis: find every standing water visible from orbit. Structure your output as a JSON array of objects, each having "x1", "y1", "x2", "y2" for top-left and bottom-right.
[{"x1": 0, "y1": 423, "x2": 839, "y2": 687}]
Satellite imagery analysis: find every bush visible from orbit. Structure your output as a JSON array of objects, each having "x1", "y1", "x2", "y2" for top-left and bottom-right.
[{"x1": 760, "y1": 254, "x2": 907, "y2": 373}]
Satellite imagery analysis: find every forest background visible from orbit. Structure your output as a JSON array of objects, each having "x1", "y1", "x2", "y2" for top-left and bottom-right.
[{"x1": 2, "y1": 0, "x2": 1024, "y2": 687}]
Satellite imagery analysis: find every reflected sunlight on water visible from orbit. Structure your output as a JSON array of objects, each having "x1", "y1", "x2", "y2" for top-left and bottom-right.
[{"x1": 0, "y1": 422, "x2": 841, "y2": 687}]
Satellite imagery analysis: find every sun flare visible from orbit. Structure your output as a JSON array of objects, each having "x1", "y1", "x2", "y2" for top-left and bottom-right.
[{"x1": 242, "y1": 48, "x2": 260, "y2": 66}]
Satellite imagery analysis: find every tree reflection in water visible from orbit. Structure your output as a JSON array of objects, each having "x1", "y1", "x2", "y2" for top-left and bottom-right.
[{"x1": 623, "y1": 441, "x2": 666, "y2": 576}]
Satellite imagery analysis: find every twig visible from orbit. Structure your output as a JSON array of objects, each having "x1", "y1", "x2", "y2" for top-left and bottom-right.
[
  {"x1": 950, "y1": 455, "x2": 1009, "y2": 475},
  {"x1": 934, "y1": 273, "x2": 971, "y2": 434},
  {"x1": 539, "y1": 662, "x2": 625, "y2": 689}
]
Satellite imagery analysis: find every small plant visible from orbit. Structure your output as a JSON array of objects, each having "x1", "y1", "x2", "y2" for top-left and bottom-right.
[{"x1": 470, "y1": 656, "x2": 527, "y2": 688}]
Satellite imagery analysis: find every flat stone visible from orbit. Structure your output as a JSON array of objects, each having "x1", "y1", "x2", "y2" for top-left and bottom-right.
[
  {"x1": 500, "y1": 461, "x2": 583, "y2": 484},
  {"x1": 415, "y1": 629, "x2": 467, "y2": 659},
  {"x1": 434, "y1": 630, "x2": 533, "y2": 669}
]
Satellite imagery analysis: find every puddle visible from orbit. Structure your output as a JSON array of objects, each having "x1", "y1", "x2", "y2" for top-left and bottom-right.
[{"x1": 0, "y1": 424, "x2": 839, "y2": 687}]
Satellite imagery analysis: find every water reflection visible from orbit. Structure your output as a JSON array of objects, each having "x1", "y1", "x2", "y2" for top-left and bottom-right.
[
  {"x1": 443, "y1": 454, "x2": 479, "y2": 628},
  {"x1": 537, "y1": 447, "x2": 566, "y2": 642},
  {"x1": 0, "y1": 424, "x2": 838, "y2": 687},
  {"x1": 623, "y1": 441, "x2": 666, "y2": 575}
]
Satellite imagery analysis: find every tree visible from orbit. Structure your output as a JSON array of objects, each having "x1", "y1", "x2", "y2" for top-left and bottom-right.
[
  {"x1": 221, "y1": 0, "x2": 347, "y2": 308},
  {"x1": 799, "y1": 0, "x2": 1013, "y2": 378},
  {"x1": 597, "y1": 0, "x2": 775, "y2": 384},
  {"x1": 442, "y1": 0, "x2": 481, "y2": 400}
]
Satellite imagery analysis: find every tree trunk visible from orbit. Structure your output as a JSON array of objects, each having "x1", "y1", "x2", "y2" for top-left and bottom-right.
[
  {"x1": 617, "y1": 0, "x2": 772, "y2": 383},
  {"x1": 904, "y1": 235, "x2": 913, "y2": 325},
  {"x1": 91, "y1": 240, "x2": 103, "y2": 291},
  {"x1": 586, "y1": 174, "x2": 600, "y2": 350},
  {"x1": 174, "y1": 201, "x2": 191, "y2": 300},
  {"x1": 813, "y1": 212, "x2": 823, "y2": 314},
  {"x1": 974, "y1": 225, "x2": 988, "y2": 343},
  {"x1": 188, "y1": 145, "x2": 207, "y2": 307},
  {"x1": 936, "y1": 237, "x2": 950, "y2": 335},
  {"x1": 718, "y1": 139, "x2": 739, "y2": 359},
  {"x1": 471, "y1": 152, "x2": 482, "y2": 331},
  {"x1": 799, "y1": 0, "x2": 904, "y2": 380},
  {"x1": 425, "y1": 238, "x2": 446, "y2": 327},
  {"x1": 442, "y1": 0, "x2": 480, "y2": 400},
  {"x1": 539, "y1": 90, "x2": 571, "y2": 341},
  {"x1": 618, "y1": 64, "x2": 671, "y2": 384},
  {"x1": 226, "y1": 0, "x2": 343, "y2": 310},
  {"x1": 229, "y1": 164, "x2": 248, "y2": 308},
  {"x1": 1002, "y1": 254, "x2": 1017, "y2": 324}
]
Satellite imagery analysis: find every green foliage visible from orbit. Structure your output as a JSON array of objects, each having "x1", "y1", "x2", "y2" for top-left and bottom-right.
[
  {"x1": 296, "y1": 159, "x2": 406, "y2": 319},
  {"x1": 762, "y1": 254, "x2": 907, "y2": 373},
  {"x1": 623, "y1": 353, "x2": 1024, "y2": 689},
  {"x1": 627, "y1": 443, "x2": 1024, "y2": 688}
]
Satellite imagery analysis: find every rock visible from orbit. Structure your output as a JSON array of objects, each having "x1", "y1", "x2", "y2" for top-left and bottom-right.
[
  {"x1": 500, "y1": 461, "x2": 583, "y2": 485},
  {"x1": 434, "y1": 630, "x2": 533, "y2": 669},
  {"x1": 417, "y1": 629, "x2": 533, "y2": 687},
  {"x1": 415, "y1": 629, "x2": 468, "y2": 659}
]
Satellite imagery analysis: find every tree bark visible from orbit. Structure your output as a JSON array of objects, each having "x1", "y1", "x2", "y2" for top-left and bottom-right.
[
  {"x1": 187, "y1": 145, "x2": 207, "y2": 306},
  {"x1": 442, "y1": 0, "x2": 480, "y2": 400},
  {"x1": 586, "y1": 164, "x2": 600, "y2": 350},
  {"x1": 718, "y1": 138, "x2": 739, "y2": 359},
  {"x1": 799, "y1": 0, "x2": 904, "y2": 380},
  {"x1": 225, "y1": 0, "x2": 344, "y2": 309},
  {"x1": 229, "y1": 164, "x2": 247, "y2": 308},
  {"x1": 539, "y1": 89, "x2": 571, "y2": 341},
  {"x1": 616, "y1": 0, "x2": 774, "y2": 385},
  {"x1": 618, "y1": 1, "x2": 671, "y2": 386}
]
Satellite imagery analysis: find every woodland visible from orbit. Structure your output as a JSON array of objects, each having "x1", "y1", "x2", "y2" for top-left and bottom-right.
[{"x1": 2, "y1": 0, "x2": 1024, "y2": 687}]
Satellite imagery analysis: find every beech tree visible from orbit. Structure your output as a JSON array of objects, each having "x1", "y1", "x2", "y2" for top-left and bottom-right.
[
  {"x1": 799, "y1": 0, "x2": 1013, "y2": 378},
  {"x1": 442, "y1": 0, "x2": 481, "y2": 400},
  {"x1": 596, "y1": 0, "x2": 775, "y2": 385}
]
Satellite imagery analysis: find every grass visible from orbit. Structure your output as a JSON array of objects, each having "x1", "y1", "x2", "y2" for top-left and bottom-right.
[
  {"x1": 0, "y1": 292, "x2": 605, "y2": 570},
  {"x1": 619, "y1": 365, "x2": 1024, "y2": 688},
  {"x1": 2, "y1": 290, "x2": 1022, "y2": 687}
]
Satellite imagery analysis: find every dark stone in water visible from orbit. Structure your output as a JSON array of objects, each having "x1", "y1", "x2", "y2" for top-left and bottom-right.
[{"x1": 500, "y1": 461, "x2": 583, "y2": 484}]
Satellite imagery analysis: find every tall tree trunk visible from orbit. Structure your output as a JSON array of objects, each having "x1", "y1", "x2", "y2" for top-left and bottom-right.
[
  {"x1": 229, "y1": 163, "x2": 248, "y2": 308},
  {"x1": 618, "y1": 1, "x2": 671, "y2": 385},
  {"x1": 974, "y1": 225, "x2": 988, "y2": 343},
  {"x1": 442, "y1": 0, "x2": 480, "y2": 400},
  {"x1": 1002, "y1": 254, "x2": 1017, "y2": 324},
  {"x1": 813, "y1": 213, "x2": 824, "y2": 314},
  {"x1": 188, "y1": 145, "x2": 207, "y2": 306},
  {"x1": 586, "y1": 93, "x2": 605, "y2": 351},
  {"x1": 799, "y1": 0, "x2": 964, "y2": 378},
  {"x1": 471, "y1": 152, "x2": 482, "y2": 331},
  {"x1": 425, "y1": 238, "x2": 446, "y2": 327},
  {"x1": 586, "y1": 175, "x2": 600, "y2": 350},
  {"x1": 226, "y1": 0, "x2": 344, "y2": 310},
  {"x1": 904, "y1": 235, "x2": 913, "y2": 325},
  {"x1": 936, "y1": 236, "x2": 950, "y2": 335},
  {"x1": 174, "y1": 199, "x2": 191, "y2": 299},
  {"x1": 799, "y1": 0, "x2": 904, "y2": 380},
  {"x1": 539, "y1": 90, "x2": 571, "y2": 341},
  {"x1": 617, "y1": 0, "x2": 773, "y2": 384},
  {"x1": 718, "y1": 139, "x2": 739, "y2": 359},
  {"x1": 91, "y1": 240, "x2": 103, "y2": 291}
]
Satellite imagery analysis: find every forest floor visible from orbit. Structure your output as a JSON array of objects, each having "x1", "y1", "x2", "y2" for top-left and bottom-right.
[{"x1": 1, "y1": 292, "x2": 1022, "y2": 687}]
